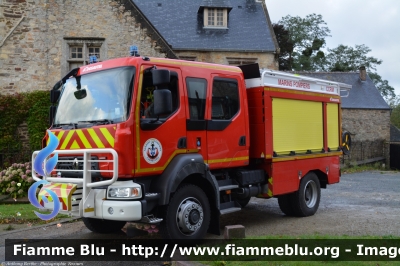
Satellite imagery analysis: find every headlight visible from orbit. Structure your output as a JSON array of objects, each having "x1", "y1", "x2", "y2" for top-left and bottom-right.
[{"x1": 107, "y1": 187, "x2": 142, "y2": 199}]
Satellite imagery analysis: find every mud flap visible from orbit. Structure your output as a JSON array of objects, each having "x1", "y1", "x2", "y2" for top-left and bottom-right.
[{"x1": 207, "y1": 207, "x2": 221, "y2": 235}]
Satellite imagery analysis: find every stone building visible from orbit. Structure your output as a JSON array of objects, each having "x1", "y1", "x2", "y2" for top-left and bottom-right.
[
  {"x1": 297, "y1": 68, "x2": 391, "y2": 166},
  {"x1": 0, "y1": 0, "x2": 279, "y2": 95},
  {"x1": 132, "y1": 0, "x2": 279, "y2": 69}
]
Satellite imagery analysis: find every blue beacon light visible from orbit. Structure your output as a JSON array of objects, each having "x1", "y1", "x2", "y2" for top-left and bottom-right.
[
  {"x1": 130, "y1": 45, "x2": 139, "y2": 56},
  {"x1": 89, "y1": 55, "x2": 97, "y2": 64}
]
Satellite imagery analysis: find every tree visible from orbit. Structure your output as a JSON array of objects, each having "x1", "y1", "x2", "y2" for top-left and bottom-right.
[
  {"x1": 391, "y1": 104, "x2": 400, "y2": 129},
  {"x1": 277, "y1": 13, "x2": 331, "y2": 71},
  {"x1": 272, "y1": 23, "x2": 293, "y2": 70},
  {"x1": 275, "y1": 13, "x2": 395, "y2": 101},
  {"x1": 325, "y1": 44, "x2": 395, "y2": 100},
  {"x1": 325, "y1": 44, "x2": 382, "y2": 72},
  {"x1": 368, "y1": 72, "x2": 396, "y2": 100}
]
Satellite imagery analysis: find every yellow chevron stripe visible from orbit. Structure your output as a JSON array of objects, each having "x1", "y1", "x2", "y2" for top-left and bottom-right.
[
  {"x1": 70, "y1": 140, "x2": 80, "y2": 149},
  {"x1": 61, "y1": 130, "x2": 75, "y2": 149},
  {"x1": 60, "y1": 184, "x2": 67, "y2": 199},
  {"x1": 76, "y1": 130, "x2": 92, "y2": 148},
  {"x1": 87, "y1": 128, "x2": 105, "y2": 148},
  {"x1": 100, "y1": 128, "x2": 114, "y2": 147},
  {"x1": 56, "y1": 131, "x2": 64, "y2": 141},
  {"x1": 47, "y1": 131, "x2": 65, "y2": 145}
]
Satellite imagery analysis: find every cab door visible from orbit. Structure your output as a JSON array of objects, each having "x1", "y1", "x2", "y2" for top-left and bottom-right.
[
  {"x1": 206, "y1": 75, "x2": 249, "y2": 169},
  {"x1": 135, "y1": 65, "x2": 187, "y2": 176},
  {"x1": 184, "y1": 77, "x2": 208, "y2": 161}
]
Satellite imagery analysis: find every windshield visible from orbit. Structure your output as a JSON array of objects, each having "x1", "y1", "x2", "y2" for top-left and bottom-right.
[{"x1": 54, "y1": 66, "x2": 135, "y2": 125}]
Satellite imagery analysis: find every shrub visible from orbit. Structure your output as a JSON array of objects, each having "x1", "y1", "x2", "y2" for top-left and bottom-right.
[{"x1": 0, "y1": 162, "x2": 34, "y2": 198}]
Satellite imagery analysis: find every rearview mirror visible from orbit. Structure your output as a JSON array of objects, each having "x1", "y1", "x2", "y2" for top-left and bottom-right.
[
  {"x1": 154, "y1": 89, "x2": 172, "y2": 116},
  {"x1": 74, "y1": 89, "x2": 87, "y2": 100},
  {"x1": 152, "y1": 69, "x2": 170, "y2": 86}
]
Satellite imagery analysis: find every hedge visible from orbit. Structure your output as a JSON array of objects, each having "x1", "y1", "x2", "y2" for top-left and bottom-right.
[{"x1": 0, "y1": 91, "x2": 50, "y2": 168}]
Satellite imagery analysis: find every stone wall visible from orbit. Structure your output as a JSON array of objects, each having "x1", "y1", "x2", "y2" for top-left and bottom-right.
[
  {"x1": 176, "y1": 50, "x2": 278, "y2": 70},
  {"x1": 341, "y1": 108, "x2": 390, "y2": 166},
  {"x1": 0, "y1": 0, "x2": 167, "y2": 95}
]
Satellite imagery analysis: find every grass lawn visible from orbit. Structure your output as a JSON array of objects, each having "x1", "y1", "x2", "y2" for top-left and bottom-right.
[{"x1": 0, "y1": 203, "x2": 69, "y2": 226}]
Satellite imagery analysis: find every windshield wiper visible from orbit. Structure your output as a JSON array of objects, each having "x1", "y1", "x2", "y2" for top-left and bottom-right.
[
  {"x1": 52, "y1": 123, "x2": 77, "y2": 129},
  {"x1": 77, "y1": 119, "x2": 114, "y2": 125}
]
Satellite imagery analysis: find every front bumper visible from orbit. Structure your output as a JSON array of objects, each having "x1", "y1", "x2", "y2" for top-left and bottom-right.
[{"x1": 33, "y1": 148, "x2": 143, "y2": 222}]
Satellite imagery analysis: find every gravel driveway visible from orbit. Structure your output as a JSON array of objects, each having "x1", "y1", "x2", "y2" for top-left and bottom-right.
[{"x1": 220, "y1": 170, "x2": 400, "y2": 237}]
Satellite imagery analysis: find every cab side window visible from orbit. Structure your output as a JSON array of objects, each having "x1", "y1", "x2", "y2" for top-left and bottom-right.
[
  {"x1": 186, "y1": 78, "x2": 207, "y2": 120},
  {"x1": 140, "y1": 70, "x2": 179, "y2": 119},
  {"x1": 211, "y1": 78, "x2": 239, "y2": 120}
]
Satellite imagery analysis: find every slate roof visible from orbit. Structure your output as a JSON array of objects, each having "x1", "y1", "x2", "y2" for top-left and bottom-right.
[
  {"x1": 292, "y1": 72, "x2": 390, "y2": 110},
  {"x1": 131, "y1": 0, "x2": 278, "y2": 52}
]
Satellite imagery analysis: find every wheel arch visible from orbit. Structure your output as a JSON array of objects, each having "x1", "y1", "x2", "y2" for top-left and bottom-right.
[
  {"x1": 312, "y1": 169, "x2": 328, "y2": 189},
  {"x1": 151, "y1": 153, "x2": 219, "y2": 207}
]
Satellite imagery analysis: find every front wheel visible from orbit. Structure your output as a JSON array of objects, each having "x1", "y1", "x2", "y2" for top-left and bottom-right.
[
  {"x1": 82, "y1": 217, "x2": 126, "y2": 233},
  {"x1": 291, "y1": 172, "x2": 321, "y2": 217},
  {"x1": 160, "y1": 184, "x2": 210, "y2": 240}
]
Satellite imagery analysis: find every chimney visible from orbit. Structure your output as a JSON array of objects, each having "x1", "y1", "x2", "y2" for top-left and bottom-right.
[{"x1": 359, "y1": 66, "x2": 366, "y2": 81}]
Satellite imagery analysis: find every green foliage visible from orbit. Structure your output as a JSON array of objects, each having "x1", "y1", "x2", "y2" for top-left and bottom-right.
[
  {"x1": 275, "y1": 13, "x2": 395, "y2": 101},
  {"x1": 368, "y1": 72, "x2": 396, "y2": 100},
  {"x1": 272, "y1": 23, "x2": 293, "y2": 70},
  {"x1": 325, "y1": 44, "x2": 382, "y2": 72},
  {"x1": 390, "y1": 104, "x2": 400, "y2": 129},
  {"x1": 0, "y1": 93, "x2": 26, "y2": 151},
  {"x1": 0, "y1": 162, "x2": 34, "y2": 198},
  {"x1": 277, "y1": 13, "x2": 331, "y2": 71},
  {"x1": 0, "y1": 91, "x2": 50, "y2": 166},
  {"x1": 25, "y1": 91, "x2": 51, "y2": 151}
]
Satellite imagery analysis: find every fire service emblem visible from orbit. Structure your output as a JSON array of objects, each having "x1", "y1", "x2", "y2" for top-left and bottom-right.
[{"x1": 143, "y1": 138, "x2": 163, "y2": 164}]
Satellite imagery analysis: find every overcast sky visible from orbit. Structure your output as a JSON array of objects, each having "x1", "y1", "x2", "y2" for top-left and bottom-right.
[{"x1": 265, "y1": 0, "x2": 400, "y2": 95}]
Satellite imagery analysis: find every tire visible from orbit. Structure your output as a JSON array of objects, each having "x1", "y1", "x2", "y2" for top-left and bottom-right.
[
  {"x1": 82, "y1": 217, "x2": 126, "y2": 233},
  {"x1": 160, "y1": 184, "x2": 210, "y2": 240},
  {"x1": 237, "y1": 197, "x2": 251, "y2": 208},
  {"x1": 277, "y1": 194, "x2": 295, "y2": 216},
  {"x1": 291, "y1": 172, "x2": 321, "y2": 217}
]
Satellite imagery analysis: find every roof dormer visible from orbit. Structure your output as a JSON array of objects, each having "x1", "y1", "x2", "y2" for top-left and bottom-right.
[{"x1": 198, "y1": 0, "x2": 232, "y2": 29}]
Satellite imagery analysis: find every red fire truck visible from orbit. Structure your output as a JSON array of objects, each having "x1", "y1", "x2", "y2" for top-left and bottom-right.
[{"x1": 33, "y1": 51, "x2": 351, "y2": 240}]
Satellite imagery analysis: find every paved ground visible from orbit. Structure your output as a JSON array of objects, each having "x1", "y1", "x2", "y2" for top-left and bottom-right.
[{"x1": 1, "y1": 170, "x2": 400, "y2": 264}]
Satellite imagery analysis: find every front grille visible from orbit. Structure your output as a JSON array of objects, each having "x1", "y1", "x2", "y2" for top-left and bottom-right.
[{"x1": 56, "y1": 156, "x2": 101, "y2": 178}]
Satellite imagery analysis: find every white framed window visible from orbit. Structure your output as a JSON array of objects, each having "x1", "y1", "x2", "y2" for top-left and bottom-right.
[
  {"x1": 64, "y1": 37, "x2": 105, "y2": 71},
  {"x1": 204, "y1": 8, "x2": 228, "y2": 28}
]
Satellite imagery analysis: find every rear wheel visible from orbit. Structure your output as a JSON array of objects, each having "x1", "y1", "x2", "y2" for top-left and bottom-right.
[
  {"x1": 291, "y1": 172, "x2": 321, "y2": 217},
  {"x1": 160, "y1": 184, "x2": 210, "y2": 240},
  {"x1": 82, "y1": 217, "x2": 126, "y2": 233}
]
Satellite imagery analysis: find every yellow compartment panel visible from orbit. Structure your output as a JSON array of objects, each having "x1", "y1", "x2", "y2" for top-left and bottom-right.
[
  {"x1": 272, "y1": 98, "x2": 323, "y2": 154},
  {"x1": 327, "y1": 103, "x2": 340, "y2": 149}
]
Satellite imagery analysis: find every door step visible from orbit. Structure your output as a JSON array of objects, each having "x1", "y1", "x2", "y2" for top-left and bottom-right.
[
  {"x1": 218, "y1": 179, "x2": 239, "y2": 191},
  {"x1": 139, "y1": 215, "x2": 163, "y2": 224},
  {"x1": 220, "y1": 207, "x2": 241, "y2": 215},
  {"x1": 220, "y1": 201, "x2": 241, "y2": 215}
]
